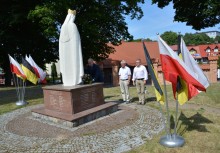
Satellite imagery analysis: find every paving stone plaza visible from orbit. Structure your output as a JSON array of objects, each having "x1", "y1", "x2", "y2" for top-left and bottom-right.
[{"x1": 0, "y1": 103, "x2": 164, "y2": 153}]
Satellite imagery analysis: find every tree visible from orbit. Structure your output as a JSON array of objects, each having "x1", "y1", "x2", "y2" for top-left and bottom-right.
[
  {"x1": 160, "y1": 31, "x2": 178, "y2": 45},
  {"x1": 28, "y1": 0, "x2": 145, "y2": 62},
  {"x1": 214, "y1": 36, "x2": 220, "y2": 43},
  {"x1": 152, "y1": 0, "x2": 220, "y2": 30},
  {"x1": 51, "y1": 63, "x2": 58, "y2": 78},
  {"x1": 183, "y1": 33, "x2": 214, "y2": 45},
  {"x1": 0, "y1": 0, "x2": 145, "y2": 85},
  {"x1": 0, "y1": 0, "x2": 58, "y2": 85},
  {"x1": 129, "y1": 38, "x2": 153, "y2": 42}
]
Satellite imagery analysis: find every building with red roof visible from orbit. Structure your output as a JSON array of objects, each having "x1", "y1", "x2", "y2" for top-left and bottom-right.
[
  {"x1": 107, "y1": 41, "x2": 160, "y2": 66},
  {"x1": 101, "y1": 41, "x2": 219, "y2": 86}
]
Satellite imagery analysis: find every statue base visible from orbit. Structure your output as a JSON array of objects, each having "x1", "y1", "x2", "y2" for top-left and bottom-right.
[{"x1": 32, "y1": 83, "x2": 118, "y2": 127}]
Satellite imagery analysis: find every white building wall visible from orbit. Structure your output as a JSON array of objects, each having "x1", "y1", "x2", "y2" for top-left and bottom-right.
[
  {"x1": 204, "y1": 31, "x2": 220, "y2": 39},
  {"x1": 45, "y1": 60, "x2": 61, "y2": 77}
]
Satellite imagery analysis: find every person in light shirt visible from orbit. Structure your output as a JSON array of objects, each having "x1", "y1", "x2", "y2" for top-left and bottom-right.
[
  {"x1": 132, "y1": 59, "x2": 148, "y2": 104},
  {"x1": 118, "y1": 60, "x2": 131, "y2": 103}
]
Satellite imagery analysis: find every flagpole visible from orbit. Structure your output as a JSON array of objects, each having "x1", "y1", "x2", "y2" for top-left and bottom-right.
[
  {"x1": 162, "y1": 72, "x2": 171, "y2": 135},
  {"x1": 174, "y1": 94, "x2": 179, "y2": 135},
  {"x1": 174, "y1": 33, "x2": 181, "y2": 136},
  {"x1": 157, "y1": 101, "x2": 169, "y2": 135},
  {"x1": 17, "y1": 76, "x2": 21, "y2": 103},
  {"x1": 159, "y1": 34, "x2": 185, "y2": 148},
  {"x1": 12, "y1": 73, "x2": 20, "y2": 102}
]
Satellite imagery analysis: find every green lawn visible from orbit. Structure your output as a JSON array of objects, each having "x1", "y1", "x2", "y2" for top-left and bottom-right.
[
  {"x1": 0, "y1": 85, "x2": 43, "y2": 115},
  {"x1": 0, "y1": 83, "x2": 220, "y2": 153},
  {"x1": 105, "y1": 83, "x2": 220, "y2": 153}
]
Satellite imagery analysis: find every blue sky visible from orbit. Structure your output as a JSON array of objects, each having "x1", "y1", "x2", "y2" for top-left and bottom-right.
[{"x1": 125, "y1": 1, "x2": 220, "y2": 40}]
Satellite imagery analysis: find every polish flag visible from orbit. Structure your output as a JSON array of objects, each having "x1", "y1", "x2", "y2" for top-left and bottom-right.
[
  {"x1": 158, "y1": 36, "x2": 206, "y2": 103},
  {"x1": 25, "y1": 55, "x2": 47, "y2": 83},
  {"x1": 8, "y1": 55, "x2": 26, "y2": 80},
  {"x1": 180, "y1": 37, "x2": 209, "y2": 89}
]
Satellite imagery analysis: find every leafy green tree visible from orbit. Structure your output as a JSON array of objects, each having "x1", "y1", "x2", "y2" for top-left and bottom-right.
[
  {"x1": 183, "y1": 33, "x2": 214, "y2": 45},
  {"x1": 129, "y1": 38, "x2": 153, "y2": 42},
  {"x1": 28, "y1": 0, "x2": 145, "y2": 63},
  {"x1": 152, "y1": 0, "x2": 220, "y2": 30},
  {"x1": 161, "y1": 31, "x2": 178, "y2": 45},
  {"x1": 0, "y1": 0, "x2": 145, "y2": 85},
  {"x1": 0, "y1": 0, "x2": 58, "y2": 85},
  {"x1": 145, "y1": 38, "x2": 154, "y2": 42},
  {"x1": 214, "y1": 36, "x2": 220, "y2": 43}
]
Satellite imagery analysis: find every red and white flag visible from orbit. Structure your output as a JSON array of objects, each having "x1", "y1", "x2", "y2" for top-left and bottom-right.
[
  {"x1": 180, "y1": 37, "x2": 209, "y2": 89},
  {"x1": 25, "y1": 55, "x2": 47, "y2": 83},
  {"x1": 8, "y1": 55, "x2": 26, "y2": 80},
  {"x1": 158, "y1": 36, "x2": 206, "y2": 103}
]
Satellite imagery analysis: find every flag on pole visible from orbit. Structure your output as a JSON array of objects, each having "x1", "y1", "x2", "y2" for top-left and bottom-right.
[
  {"x1": 142, "y1": 41, "x2": 164, "y2": 103},
  {"x1": 180, "y1": 37, "x2": 209, "y2": 89},
  {"x1": 21, "y1": 57, "x2": 38, "y2": 85},
  {"x1": 175, "y1": 35, "x2": 189, "y2": 104},
  {"x1": 26, "y1": 55, "x2": 47, "y2": 83},
  {"x1": 8, "y1": 55, "x2": 26, "y2": 80},
  {"x1": 157, "y1": 36, "x2": 206, "y2": 104}
]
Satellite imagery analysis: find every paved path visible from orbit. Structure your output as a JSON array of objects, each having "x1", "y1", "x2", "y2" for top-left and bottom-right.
[{"x1": 0, "y1": 103, "x2": 164, "y2": 153}]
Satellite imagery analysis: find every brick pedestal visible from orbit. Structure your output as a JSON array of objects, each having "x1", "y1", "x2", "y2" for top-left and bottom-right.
[{"x1": 32, "y1": 83, "x2": 118, "y2": 127}]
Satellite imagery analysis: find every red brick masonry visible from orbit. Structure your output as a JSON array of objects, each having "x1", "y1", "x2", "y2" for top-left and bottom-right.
[{"x1": 32, "y1": 83, "x2": 118, "y2": 126}]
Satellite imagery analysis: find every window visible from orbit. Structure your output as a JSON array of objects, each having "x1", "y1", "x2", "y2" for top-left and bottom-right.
[
  {"x1": 206, "y1": 47, "x2": 211, "y2": 52},
  {"x1": 189, "y1": 49, "x2": 196, "y2": 55},
  {"x1": 214, "y1": 47, "x2": 218, "y2": 52}
]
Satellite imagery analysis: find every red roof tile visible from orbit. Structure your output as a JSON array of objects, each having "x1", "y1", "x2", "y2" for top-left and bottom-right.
[
  {"x1": 170, "y1": 45, "x2": 178, "y2": 51},
  {"x1": 106, "y1": 42, "x2": 220, "y2": 66},
  {"x1": 108, "y1": 41, "x2": 160, "y2": 66},
  {"x1": 198, "y1": 44, "x2": 220, "y2": 58}
]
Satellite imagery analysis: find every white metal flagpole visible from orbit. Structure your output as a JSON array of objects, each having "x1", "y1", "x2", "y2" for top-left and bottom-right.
[
  {"x1": 157, "y1": 100, "x2": 169, "y2": 135},
  {"x1": 159, "y1": 72, "x2": 172, "y2": 146},
  {"x1": 160, "y1": 34, "x2": 185, "y2": 147},
  {"x1": 174, "y1": 94, "x2": 179, "y2": 135}
]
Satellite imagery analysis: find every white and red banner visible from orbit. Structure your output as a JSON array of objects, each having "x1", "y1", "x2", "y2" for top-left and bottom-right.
[
  {"x1": 8, "y1": 55, "x2": 26, "y2": 80},
  {"x1": 25, "y1": 55, "x2": 47, "y2": 83},
  {"x1": 158, "y1": 36, "x2": 206, "y2": 103},
  {"x1": 180, "y1": 37, "x2": 209, "y2": 89}
]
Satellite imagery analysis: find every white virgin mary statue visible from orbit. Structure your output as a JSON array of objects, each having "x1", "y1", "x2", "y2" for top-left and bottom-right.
[{"x1": 59, "y1": 9, "x2": 84, "y2": 86}]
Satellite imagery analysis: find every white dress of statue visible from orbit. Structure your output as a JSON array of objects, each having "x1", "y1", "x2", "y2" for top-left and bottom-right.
[{"x1": 59, "y1": 9, "x2": 84, "y2": 86}]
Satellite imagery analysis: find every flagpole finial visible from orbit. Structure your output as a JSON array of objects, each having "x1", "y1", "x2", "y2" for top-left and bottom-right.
[
  {"x1": 156, "y1": 33, "x2": 159, "y2": 35},
  {"x1": 141, "y1": 38, "x2": 145, "y2": 42}
]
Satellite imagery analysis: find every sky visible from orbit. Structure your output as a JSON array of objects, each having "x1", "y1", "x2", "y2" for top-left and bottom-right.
[{"x1": 125, "y1": 1, "x2": 220, "y2": 40}]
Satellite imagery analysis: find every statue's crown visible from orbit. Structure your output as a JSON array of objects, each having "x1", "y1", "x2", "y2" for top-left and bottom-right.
[{"x1": 68, "y1": 9, "x2": 76, "y2": 15}]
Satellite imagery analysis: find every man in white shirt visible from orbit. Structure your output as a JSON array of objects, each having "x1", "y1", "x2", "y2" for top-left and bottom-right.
[
  {"x1": 118, "y1": 60, "x2": 131, "y2": 103},
  {"x1": 132, "y1": 59, "x2": 148, "y2": 104}
]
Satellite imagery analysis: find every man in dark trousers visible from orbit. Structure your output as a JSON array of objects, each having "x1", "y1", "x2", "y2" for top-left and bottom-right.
[{"x1": 86, "y1": 58, "x2": 104, "y2": 82}]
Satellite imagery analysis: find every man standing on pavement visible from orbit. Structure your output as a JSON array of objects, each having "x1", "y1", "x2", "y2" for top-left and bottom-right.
[
  {"x1": 132, "y1": 59, "x2": 148, "y2": 105},
  {"x1": 118, "y1": 60, "x2": 131, "y2": 103}
]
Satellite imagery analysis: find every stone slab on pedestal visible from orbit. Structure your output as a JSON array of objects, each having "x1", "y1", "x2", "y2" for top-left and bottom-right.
[
  {"x1": 32, "y1": 102, "x2": 118, "y2": 127},
  {"x1": 32, "y1": 83, "x2": 118, "y2": 127},
  {"x1": 42, "y1": 83, "x2": 105, "y2": 114}
]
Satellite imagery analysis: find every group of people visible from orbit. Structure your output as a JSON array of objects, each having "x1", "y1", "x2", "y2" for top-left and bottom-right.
[
  {"x1": 118, "y1": 59, "x2": 148, "y2": 105},
  {"x1": 86, "y1": 58, "x2": 148, "y2": 105}
]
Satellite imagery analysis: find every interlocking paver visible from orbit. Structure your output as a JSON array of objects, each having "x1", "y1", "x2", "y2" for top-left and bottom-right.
[{"x1": 0, "y1": 103, "x2": 164, "y2": 153}]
